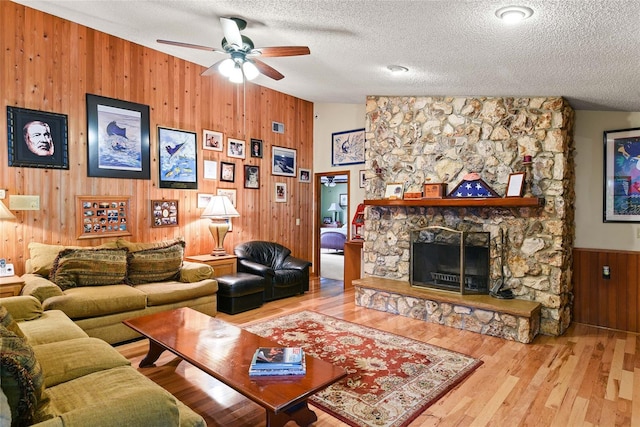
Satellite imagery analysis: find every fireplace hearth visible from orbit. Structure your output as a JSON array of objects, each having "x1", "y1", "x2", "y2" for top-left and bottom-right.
[{"x1": 410, "y1": 226, "x2": 490, "y2": 295}]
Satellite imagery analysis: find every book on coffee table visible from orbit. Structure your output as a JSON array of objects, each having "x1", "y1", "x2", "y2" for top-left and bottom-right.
[{"x1": 249, "y1": 347, "x2": 306, "y2": 376}]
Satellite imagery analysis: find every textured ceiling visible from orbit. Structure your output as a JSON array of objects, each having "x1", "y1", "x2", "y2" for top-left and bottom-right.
[{"x1": 13, "y1": 0, "x2": 640, "y2": 111}]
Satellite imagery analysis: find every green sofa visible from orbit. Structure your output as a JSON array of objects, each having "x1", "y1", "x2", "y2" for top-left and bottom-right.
[
  {"x1": 20, "y1": 240, "x2": 218, "y2": 344},
  {"x1": 1, "y1": 295, "x2": 205, "y2": 426}
]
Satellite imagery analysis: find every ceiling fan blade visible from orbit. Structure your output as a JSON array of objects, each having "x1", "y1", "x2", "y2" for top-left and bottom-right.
[
  {"x1": 220, "y1": 17, "x2": 243, "y2": 48},
  {"x1": 201, "y1": 58, "x2": 229, "y2": 76},
  {"x1": 157, "y1": 39, "x2": 224, "y2": 53},
  {"x1": 251, "y1": 46, "x2": 310, "y2": 58},
  {"x1": 253, "y1": 59, "x2": 284, "y2": 81}
]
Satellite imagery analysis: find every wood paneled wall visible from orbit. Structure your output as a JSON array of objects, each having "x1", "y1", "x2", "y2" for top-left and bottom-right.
[
  {"x1": 0, "y1": 2, "x2": 314, "y2": 276},
  {"x1": 572, "y1": 247, "x2": 640, "y2": 332}
]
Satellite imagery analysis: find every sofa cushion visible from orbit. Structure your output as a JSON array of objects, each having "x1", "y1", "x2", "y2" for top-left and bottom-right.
[
  {"x1": 42, "y1": 285, "x2": 147, "y2": 319},
  {"x1": 126, "y1": 241, "x2": 185, "y2": 285},
  {"x1": 18, "y1": 310, "x2": 88, "y2": 346},
  {"x1": 180, "y1": 261, "x2": 214, "y2": 283},
  {"x1": 0, "y1": 295, "x2": 44, "y2": 322},
  {"x1": 116, "y1": 237, "x2": 184, "y2": 252},
  {"x1": 134, "y1": 279, "x2": 218, "y2": 307},
  {"x1": 0, "y1": 305, "x2": 27, "y2": 341},
  {"x1": 33, "y1": 337, "x2": 130, "y2": 388},
  {"x1": 50, "y1": 248, "x2": 129, "y2": 291},
  {"x1": 26, "y1": 242, "x2": 119, "y2": 277},
  {"x1": 0, "y1": 325, "x2": 45, "y2": 425}
]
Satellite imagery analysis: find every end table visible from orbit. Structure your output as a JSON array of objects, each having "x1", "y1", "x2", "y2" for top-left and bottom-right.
[
  {"x1": 186, "y1": 254, "x2": 237, "y2": 278},
  {"x1": 0, "y1": 275, "x2": 25, "y2": 298}
]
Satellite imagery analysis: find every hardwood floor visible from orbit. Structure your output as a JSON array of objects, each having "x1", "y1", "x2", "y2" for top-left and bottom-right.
[{"x1": 116, "y1": 277, "x2": 640, "y2": 426}]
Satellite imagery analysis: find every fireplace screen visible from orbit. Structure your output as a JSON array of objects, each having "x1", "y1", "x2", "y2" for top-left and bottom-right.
[{"x1": 410, "y1": 226, "x2": 490, "y2": 295}]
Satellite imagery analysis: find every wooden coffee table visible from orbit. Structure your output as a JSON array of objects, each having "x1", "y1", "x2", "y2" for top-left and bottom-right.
[{"x1": 124, "y1": 307, "x2": 347, "y2": 427}]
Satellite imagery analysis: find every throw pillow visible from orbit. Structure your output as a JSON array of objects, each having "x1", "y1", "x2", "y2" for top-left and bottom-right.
[
  {"x1": 50, "y1": 248, "x2": 129, "y2": 291},
  {"x1": 0, "y1": 306, "x2": 27, "y2": 341},
  {"x1": 27, "y1": 241, "x2": 119, "y2": 276},
  {"x1": 127, "y1": 241, "x2": 185, "y2": 285},
  {"x1": 116, "y1": 237, "x2": 184, "y2": 252},
  {"x1": 0, "y1": 326, "x2": 45, "y2": 425}
]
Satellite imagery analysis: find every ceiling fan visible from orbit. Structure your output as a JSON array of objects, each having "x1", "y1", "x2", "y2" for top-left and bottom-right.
[{"x1": 157, "y1": 17, "x2": 310, "y2": 83}]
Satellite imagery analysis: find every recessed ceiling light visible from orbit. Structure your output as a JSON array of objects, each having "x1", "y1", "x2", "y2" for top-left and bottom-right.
[
  {"x1": 495, "y1": 6, "x2": 533, "y2": 24},
  {"x1": 387, "y1": 65, "x2": 409, "y2": 74}
]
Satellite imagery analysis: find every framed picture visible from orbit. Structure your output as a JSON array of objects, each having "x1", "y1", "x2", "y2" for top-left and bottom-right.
[
  {"x1": 359, "y1": 170, "x2": 366, "y2": 188},
  {"x1": 227, "y1": 138, "x2": 245, "y2": 159},
  {"x1": 203, "y1": 160, "x2": 217, "y2": 180},
  {"x1": 272, "y1": 146, "x2": 296, "y2": 177},
  {"x1": 197, "y1": 193, "x2": 214, "y2": 209},
  {"x1": 7, "y1": 106, "x2": 69, "y2": 169},
  {"x1": 158, "y1": 126, "x2": 197, "y2": 189},
  {"x1": 151, "y1": 199, "x2": 178, "y2": 228},
  {"x1": 384, "y1": 183, "x2": 404, "y2": 199},
  {"x1": 332, "y1": 128, "x2": 365, "y2": 166},
  {"x1": 299, "y1": 168, "x2": 311, "y2": 183},
  {"x1": 244, "y1": 165, "x2": 260, "y2": 189},
  {"x1": 217, "y1": 188, "x2": 237, "y2": 207},
  {"x1": 76, "y1": 195, "x2": 131, "y2": 240},
  {"x1": 86, "y1": 94, "x2": 150, "y2": 179},
  {"x1": 250, "y1": 138, "x2": 263, "y2": 158},
  {"x1": 323, "y1": 217, "x2": 332, "y2": 225},
  {"x1": 275, "y1": 183, "x2": 287, "y2": 202},
  {"x1": 506, "y1": 172, "x2": 525, "y2": 197},
  {"x1": 203, "y1": 129, "x2": 223, "y2": 151},
  {"x1": 339, "y1": 193, "x2": 348, "y2": 207},
  {"x1": 220, "y1": 161, "x2": 235, "y2": 182},
  {"x1": 604, "y1": 127, "x2": 640, "y2": 222}
]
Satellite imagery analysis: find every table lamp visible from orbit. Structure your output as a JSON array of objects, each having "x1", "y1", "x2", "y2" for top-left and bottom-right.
[
  {"x1": 201, "y1": 195, "x2": 240, "y2": 256},
  {"x1": 327, "y1": 202, "x2": 342, "y2": 224},
  {"x1": 0, "y1": 200, "x2": 16, "y2": 221}
]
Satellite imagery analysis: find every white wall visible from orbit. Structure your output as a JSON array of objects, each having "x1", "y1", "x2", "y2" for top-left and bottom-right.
[
  {"x1": 313, "y1": 103, "x2": 367, "y2": 226},
  {"x1": 574, "y1": 110, "x2": 640, "y2": 250},
  {"x1": 314, "y1": 104, "x2": 640, "y2": 252}
]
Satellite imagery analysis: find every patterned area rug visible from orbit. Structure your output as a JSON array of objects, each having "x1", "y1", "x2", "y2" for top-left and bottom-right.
[{"x1": 244, "y1": 310, "x2": 482, "y2": 427}]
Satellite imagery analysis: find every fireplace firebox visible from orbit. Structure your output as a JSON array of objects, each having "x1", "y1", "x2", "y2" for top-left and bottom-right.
[{"x1": 410, "y1": 226, "x2": 490, "y2": 295}]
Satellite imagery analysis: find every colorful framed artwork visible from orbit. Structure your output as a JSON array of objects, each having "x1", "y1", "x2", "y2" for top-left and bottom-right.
[
  {"x1": 220, "y1": 161, "x2": 235, "y2": 182},
  {"x1": 86, "y1": 94, "x2": 150, "y2": 179},
  {"x1": 332, "y1": 128, "x2": 365, "y2": 166},
  {"x1": 158, "y1": 126, "x2": 197, "y2": 189},
  {"x1": 76, "y1": 195, "x2": 131, "y2": 240},
  {"x1": 506, "y1": 172, "x2": 525, "y2": 197},
  {"x1": 217, "y1": 188, "x2": 237, "y2": 207},
  {"x1": 7, "y1": 106, "x2": 69, "y2": 169},
  {"x1": 604, "y1": 127, "x2": 640, "y2": 222},
  {"x1": 151, "y1": 199, "x2": 178, "y2": 228},
  {"x1": 299, "y1": 168, "x2": 311, "y2": 183},
  {"x1": 203, "y1": 129, "x2": 223, "y2": 151},
  {"x1": 272, "y1": 146, "x2": 296, "y2": 177},
  {"x1": 250, "y1": 138, "x2": 263, "y2": 158},
  {"x1": 275, "y1": 183, "x2": 287, "y2": 202},
  {"x1": 244, "y1": 165, "x2": 260, "y2": 189},
  {"x1": 227, "y1": 138, "x2": 246, "y2": 159}
]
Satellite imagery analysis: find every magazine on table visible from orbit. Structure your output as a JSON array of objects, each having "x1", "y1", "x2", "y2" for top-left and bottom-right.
[
  {"x1": 251, "y1": 347, "x2": 304, "y2": 369},
  {"x1": 249, "y1": 354, "x2": 306, "y2": 376}
]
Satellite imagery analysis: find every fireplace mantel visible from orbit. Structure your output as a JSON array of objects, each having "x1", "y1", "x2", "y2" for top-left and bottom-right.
[{"x1": 364, "y1": 197, "x2": 544, "y2": 208}]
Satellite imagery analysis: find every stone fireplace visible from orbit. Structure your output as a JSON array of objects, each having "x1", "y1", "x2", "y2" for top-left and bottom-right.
[{"x1": 361, "y1": 96, "x2": 575, "y2": 336}]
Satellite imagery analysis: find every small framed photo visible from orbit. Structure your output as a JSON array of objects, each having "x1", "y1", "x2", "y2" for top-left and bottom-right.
[
  {"x1": 339, "y1": 193, "x2": 348, "y2": 207},
  {"x1": 217, "y1": 188, "x2": 237, "y2": 207},
  {"x1": 203, "y1": 159, "x2": 217, "y2": 180},
  {"x1": 323, "y1": 217, "x2": 332, "y2": 225},
  {"x1": 86, "y1": 94, "x2": 150, "y2": 179},
  {"x1": 359, "y1": 170, "x2": 366, "y2": 188},
  {"x1": 220, "y1": 161, "x2": 235, "y2": 182},
  {"x1": 227, "y1": 138, "x2": 245, "y2": 159},
  {"x1": 604, "y1": 127, "x2": 640, "y2": 222},
  {"x1": 7, "y1": 106, "x2": 69, "y2": 169},
  {"x1": 203, "y1": 129, "x2": 223, "y2": 151},
  {"x1": 197, "y1": 193, "x2": 214, "y2": 209},
  {"x1": 506, "y1": 172, "x2": 525, "y2": 197},
  {"x1": 158, "y1": 126, "x2": 197, "y2": 189},
  {"x1": 384, "y1": 183, "x2": 404, "y2": 199},
  {"x1": 244, "y1": 165, "x2": 260, "y2": 189},
  {"x1": 250, "y1": 138, "x2": 263, "y2": 158},
  {"x1": 272, "y1": 146, "x2": 296, "y2": 177},
  {"x1": 151, "y1": 200, "x2": 178, "y2": 228},
  {"x1": 299, "y1": 168, "x2": 311, "y2": 183},
  {"x1": 76, "y1": 195, "x2": 131, "y2": 240},
  {"x1": 332, "y1": 128, "x2": 365, "y2": 166},
  {"x1": 275, "y1": 183, "x2": 287, "y2": 202}
]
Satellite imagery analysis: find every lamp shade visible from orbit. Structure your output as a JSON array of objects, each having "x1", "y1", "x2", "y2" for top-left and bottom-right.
[
  {"x1": 327, "y1": 203, "x2": 341, "y2": 212},
  {"x1": 0, "y1": 200, "x2": 16, "y2": 220},
  {"x1": 201, "y1": 195, "x2": 240, "y2": 219}
]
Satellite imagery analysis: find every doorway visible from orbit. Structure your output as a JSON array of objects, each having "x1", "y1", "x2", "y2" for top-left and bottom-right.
[{"x1": 314, "y1": 171, "x2": 350, "y2": 281}]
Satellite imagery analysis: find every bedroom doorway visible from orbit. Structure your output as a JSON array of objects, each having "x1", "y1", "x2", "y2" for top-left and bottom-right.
[{"x1": 314, "y1": 171, "x2": 350, "y2": 281}]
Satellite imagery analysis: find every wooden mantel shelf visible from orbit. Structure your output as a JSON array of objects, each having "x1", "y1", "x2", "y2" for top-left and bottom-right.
[{"x1": 364, "y1": 197, "x2": 544, "y2": 208}]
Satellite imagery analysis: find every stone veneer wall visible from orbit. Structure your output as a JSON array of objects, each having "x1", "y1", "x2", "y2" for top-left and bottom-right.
[{"x1": 363, "y1": 96, "x2": 575, "y2": 336}]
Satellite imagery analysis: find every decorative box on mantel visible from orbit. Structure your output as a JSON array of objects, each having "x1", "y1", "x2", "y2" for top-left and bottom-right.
[{"x1": 423, "y1": 183, "x2": 447, "y2": 199}]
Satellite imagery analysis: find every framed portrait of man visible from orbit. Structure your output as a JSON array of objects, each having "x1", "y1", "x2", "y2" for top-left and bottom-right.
[{"x1": 7, "y1": 106, "x2": 69, "y2": 169}]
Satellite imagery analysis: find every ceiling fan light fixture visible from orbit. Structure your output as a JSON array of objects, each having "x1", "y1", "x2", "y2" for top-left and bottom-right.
[
  {"x1": 229, "y1": 63, "x2": 244, "y2": 83},
  {"x1": 495, "y1": 6, "x2": 533, "y2": 24},
  {"x1": 218, "y1": 58, "x2": 235, "y2": 77},
  {"x1": 242, "y1": 60, "x2": 259, "y2": 81}
]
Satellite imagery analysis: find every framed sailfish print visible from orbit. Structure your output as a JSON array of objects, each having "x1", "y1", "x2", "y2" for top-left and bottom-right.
[{"x1": 158, "y1": 126, "x2": 198, "y2": 189}]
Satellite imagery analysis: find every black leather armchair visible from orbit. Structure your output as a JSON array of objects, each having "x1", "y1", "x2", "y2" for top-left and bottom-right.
[{"x1": 234, "y1": 241, "x2": 312, "y2": 301}]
